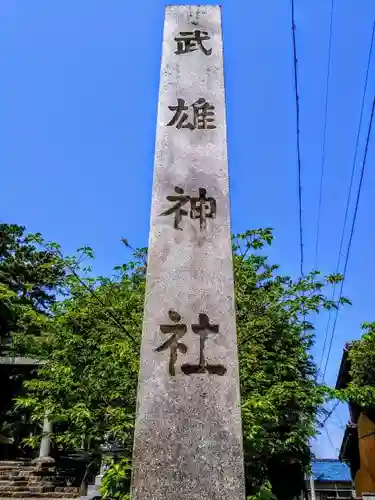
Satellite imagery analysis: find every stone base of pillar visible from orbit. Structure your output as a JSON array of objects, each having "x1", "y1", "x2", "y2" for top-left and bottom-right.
[
  {"x1": 31, "y1": 456, "x2": 56, "y2": 466},
  {"x1": 27, "y1": 457, "x2": 57, "y2": 491}
]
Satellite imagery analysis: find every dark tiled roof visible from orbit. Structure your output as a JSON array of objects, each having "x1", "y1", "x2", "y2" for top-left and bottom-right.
[{"x1": 311, "y1": 459, "x2": 352, "y2": 482}]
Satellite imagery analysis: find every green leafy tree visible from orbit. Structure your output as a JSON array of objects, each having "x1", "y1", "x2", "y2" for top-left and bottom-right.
[
  {"x1": 100, "y1": 458, "x2": 132, "y2": 500},
  {"x1": 0, "y1": 224, "x2": 71, "y2": 449},
  {"x1": 15, "y1": 241, "x2": 145, "y2": 457},
  {"x1": 334, "y1": 323, "x2": 375, "y2": 408},
  {"x1": 13, "y1": 228, "x2": 349, "y2": 498},
  {"x1": 0, "y1": 224, "x2": 69, "y2": 349},
  {"x1": 233, "y1": 229, "x2": 348, "y2": 499}
]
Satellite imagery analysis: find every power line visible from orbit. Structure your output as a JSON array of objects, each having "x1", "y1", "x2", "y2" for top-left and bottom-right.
[
  {"x1": 330, "y1": 420, "x2": 346, "y2": 431},
  {"x1": 333, "y1": 407, "x2": 346, "y2": 430},
  {"x1": 318, "y1": 21, "x2": 375, "y2": 379},
  {"x1": 321, "y1": 96, "x2": 375, "y2": 382},
  {"x1": 314, "y1": 0, "x2": 335, "y2": 269},
  {"x1": 38, "y1": 242, "x2": 137, "y2": 344},
  {"x1": 322, "y1": 403, "x2": 346, "y2": 430},
  {"x1": 319, "y1": 401, "x2": 339, "y2": 428},
  {"x1": 291, "y1": 0, "x2": 304, "y2": 277},
  {"x1": 319, "y1": 403, "x2": 341, "y2": 456},
  {"x1": 335, "y1": 21, "x2": 375, "y2": 271},
  {"x1": 66, "y1": 263, "x2": 137, "y2": 343},
  {"x1": 324, "y1": 426, "x2": 339, "y2": 456}
]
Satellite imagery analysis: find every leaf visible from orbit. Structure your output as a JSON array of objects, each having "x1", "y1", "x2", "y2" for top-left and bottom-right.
[{"x1": 2, "y1": 224, "x2": 354, "y2": 500}]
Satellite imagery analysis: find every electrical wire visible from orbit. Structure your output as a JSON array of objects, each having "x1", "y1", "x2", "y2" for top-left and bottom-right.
[
  {"x1": 324, "y1": 425, "x2": 339, "y2": 456},
  {"x1": 318, "y1": 21, "x2": 375, "y2": 379},
  {"x1": 333, "y1": 407, "x2": 346, "y2": 430},
  {"x1": 291, "y1": 0, "x2": 304, "y2": 277},
  {"x1": 314, "y1": 0, "x2": 335, "y2": 269},
  {"x1": 321, "y1": 96, "x2": 375, "y2": 382},
  {"x1": 38, "y1": 242, "x2": 137, "y2": 343},
  {"x1": 319, "y1": 401, "x2": 340, "y2": 428}
]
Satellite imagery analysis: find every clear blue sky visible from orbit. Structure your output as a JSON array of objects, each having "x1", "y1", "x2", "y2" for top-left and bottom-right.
[{"x1": 1, "y1": 0, "x2": 374, "y2": 458}]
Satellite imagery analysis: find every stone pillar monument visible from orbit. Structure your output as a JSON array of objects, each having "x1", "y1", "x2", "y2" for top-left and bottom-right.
[
  {"x1": 38, "y1": 413, "x2": 53, "y2": 459},
  {"x1": 131, "y1": 6, "x2": 245, "y2": 500}
]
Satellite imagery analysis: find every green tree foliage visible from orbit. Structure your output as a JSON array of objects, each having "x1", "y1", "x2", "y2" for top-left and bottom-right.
[
  {"x1": 0, "y1": 224, "x2": 68, "y2": 350},
  {"x1": 334, "y1": 323, "x2": 375, "y2": 409},
  {"x1": 9, "y1": 227, "x2": 349, "y2": 498},
  {"x1": 233, "y1": 229, "x2": 348, "y2": 499},
  {"x1": 100, "y1": 458, "x2": 132, "y2": 500},
  {"x1": 0, "y1": 224, "x2": 71, "y2": 447},
  {"x1": 15, "y1": 241, "x2": 145, "y2": 456}
]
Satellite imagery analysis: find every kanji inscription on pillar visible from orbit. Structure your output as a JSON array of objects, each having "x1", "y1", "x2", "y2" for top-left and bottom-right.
[
  {"x1": 159, "y1": 186, "x2": 216, "y2": 230},
  {"x1": 167, "y1": 98, "x2": 216, "y2": 130},
  {"x1": 155, "y1": 310, "x2": 226, "y2": 376},
  {"x1": 174, "y1": 30, "x2": 212, "y2": 56},
  {"x1": 131, "y1": 6, "x2": 246, "y2": 500}
]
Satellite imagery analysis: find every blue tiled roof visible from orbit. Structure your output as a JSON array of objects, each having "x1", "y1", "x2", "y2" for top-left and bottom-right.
[{"x1": 311, "y1": 459, "x2": 352, "y2": 482}]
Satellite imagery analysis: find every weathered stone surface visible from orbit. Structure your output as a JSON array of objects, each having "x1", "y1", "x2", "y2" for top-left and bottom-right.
[
  {"x1": 32, "y1": 456, "x2": 55, "y2": 467},
  {"x1": 0, "y1": 460, "x2": 78, "y2": 498},
  {"x1": 0, "y1": 481, "x2": 29, "y2": 487},
  {"x1": 0, "y1": 461, "x2": 30, "y2": 467},
  {"x1": 131, "y1": 5, "x2": 245, "y2": 500}
]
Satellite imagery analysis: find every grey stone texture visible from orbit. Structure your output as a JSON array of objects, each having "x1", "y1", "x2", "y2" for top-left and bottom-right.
[
  {"x1": 0, "y1": 357, "x2": 39, "y2": 365},
  {"x1": 38, "y1": 415, "x2": 53, "y2": 458},
  {"x1": 131, "y1": 5, "x2": 245, "y2": 500}
]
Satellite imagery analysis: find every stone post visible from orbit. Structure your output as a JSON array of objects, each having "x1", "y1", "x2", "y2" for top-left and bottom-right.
[
  {"x1": 131, "y1": 5, "x2": 245, "y2": 500},
  {"x1": 39, "y1": 413, "x2": 53, "y2": 458},
  {"x1": 29, "y1": 411, "x2": 55, "y2": 489}
]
